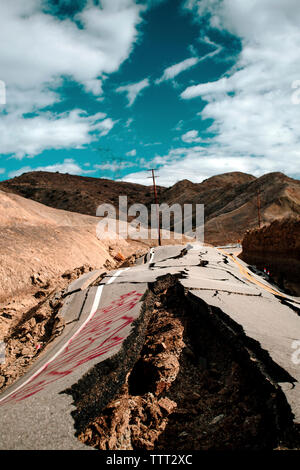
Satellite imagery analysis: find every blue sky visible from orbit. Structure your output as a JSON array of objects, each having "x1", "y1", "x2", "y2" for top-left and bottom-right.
[{"x1": 0, "y1": 0, "x2": 300, "y2": 186}]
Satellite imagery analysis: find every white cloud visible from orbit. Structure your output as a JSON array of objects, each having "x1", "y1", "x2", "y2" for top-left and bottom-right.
[
  {"x1": 180, "y1": 0, "x2": 300, "y2": 180},
  {"x1": 1, "y1": 1, "x2": 144, "y2": 109},
  {"x1": 173, "y1": 120, "x2": 184, "y2": 131},
  {"x1": 94, "y1": 161, "x2": 134, "y2": 171},
  {"x1": 156, "y1": 57, "x2": 200, "y2": 83},
  {"x1": 0, "y1": 80, "x2": 6, "y2": 105},
  {"x1": 116, "y1": 78, "x2": 150, "y2": 106},
  {"x1": 184, "y1": 0, "x2": 221, "y2": 19},
  {"x1": 156, "y1": 34, "x2": 222, "y2": 85},
  {"x1": 125, "y1": 118, "x2": 134, "y2": 127},
  {"x1": 92, "y1": 117, "x2": 116, "y2": 137},
  {"x1": 156, "y1": 41, "x2": 222, "y2": 85},
  {"x1": 0, "y1": 110, "x2": 116, "y2": 159},
  {"x1": 181, "y1": 77, "x2": 228, "y2": 99},
  {"x1": 182, "y1": 130, "x2": 203, "y2": 143},
  {"x1": 122, "y1": 142, "x2": 300, "y2": 186},
  {"x1": 126, "y1": 149, "x2": 137, "y2": 157},
  {"x1": 0, "y1": 0, "x2": 144, "y2": 158},
  {"x1": 84, "y1": 79, "x2": 103, "y2": 96},
  {"x1": 122, "y1": 170, "x2": 150, "y2": 185},
  {"x1": 143, "y1": 142, "x2": 162, "y2": 147},
  {"x1": 8, "y1": 158, "x2": 93, "y2": 178}
]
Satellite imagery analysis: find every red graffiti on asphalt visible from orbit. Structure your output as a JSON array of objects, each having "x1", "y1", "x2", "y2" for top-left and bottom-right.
[{"x1": 0, "y1": 290, "x2": 142, "y2": 406}]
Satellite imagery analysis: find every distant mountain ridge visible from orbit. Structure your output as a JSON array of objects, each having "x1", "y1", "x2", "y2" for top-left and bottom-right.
[
  {"x1": 1, "y1": 170, "x2": 299, "y2": 245},
  {"x1": 0, "y1": 171, "x2": 164, "y2": 217}
]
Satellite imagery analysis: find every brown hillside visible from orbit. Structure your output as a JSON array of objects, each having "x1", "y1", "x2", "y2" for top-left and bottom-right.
[
  {"x1": 204, "y1": 172, "x2": 300, "y2": 244},
  {"x1": 1, "y1": 171, "x2": 299, "y2": 245},
  {"x1": 240, "y1": 217, "x2": 300, "y2": 295},
  {"x1": 0, "y1": 171, "x2": 165, "y2": 217},
  {"x1": 160, "y1": 171, "x2": 300, "y2": 245}
]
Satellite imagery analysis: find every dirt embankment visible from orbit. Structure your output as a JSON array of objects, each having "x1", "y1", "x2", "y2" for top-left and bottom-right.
[{"x1": 240, "y1": 218, "x2": 300, "y2": 296}]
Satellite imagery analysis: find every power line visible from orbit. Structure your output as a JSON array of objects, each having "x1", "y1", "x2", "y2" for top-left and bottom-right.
[{"x1": 97, "y1": 147, "x2": 124, "y2": 180}]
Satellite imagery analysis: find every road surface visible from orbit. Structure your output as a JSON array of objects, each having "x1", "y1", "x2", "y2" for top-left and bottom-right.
[{"x1": 0, "y1": 244, "x2": 299, "y2": 449}]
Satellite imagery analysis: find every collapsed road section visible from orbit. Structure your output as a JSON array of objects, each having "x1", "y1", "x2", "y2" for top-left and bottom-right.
[
  {"x1": 77, "y1": 275, "x2": 298, "y2": 450},
  {"x1": 0, "y1": 245, "x2": 299, "y2": 450}
]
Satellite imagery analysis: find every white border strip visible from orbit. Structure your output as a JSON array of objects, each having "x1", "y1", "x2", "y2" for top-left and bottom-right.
[{"x1": 106, "y1": 268, "x2": 128, "y2": 285}]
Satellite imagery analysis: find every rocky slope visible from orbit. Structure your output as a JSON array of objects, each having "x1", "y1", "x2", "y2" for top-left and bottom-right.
[
  {"x1": 240, "y1": 217, "x2": 300, "y2": 296},
  {"x1": 161, "y1": 172, "x2": 300, "y2": 245},
  {"x1": 204, "y1": 173, "x2": 300, "y2": 244}
]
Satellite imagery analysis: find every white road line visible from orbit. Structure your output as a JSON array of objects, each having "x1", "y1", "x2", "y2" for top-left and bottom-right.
[
  {"x1": 0, "y1": 268, "x2": 126, "y2": 403},
  {"x1": 106, "y1": 268, "x2": 129, "y2": 285}
]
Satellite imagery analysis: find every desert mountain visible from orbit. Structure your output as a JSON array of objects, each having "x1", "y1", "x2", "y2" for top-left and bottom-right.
[
  {"x1": 0, "y1": 171, "x2": 164, "y2": 217},
  {"x1": 201, "y1": 172, "x2": 300, "y2": 244},
  {"x1": 161, "y1": 171, "x2": 300, "y2": 244},
  {"x1": 160, "y1": 172, "x2": 256, "y2": 206},
  {"x1": 1, "y1": 170, "x2": 299, "y2": 245}
]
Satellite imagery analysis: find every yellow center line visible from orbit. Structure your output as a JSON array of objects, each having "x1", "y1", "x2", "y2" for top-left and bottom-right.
[{"x1": 218, "y1": 248, "x2": 287, "y2": 298}]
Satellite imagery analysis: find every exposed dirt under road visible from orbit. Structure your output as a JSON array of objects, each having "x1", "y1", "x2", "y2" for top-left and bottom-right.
[{"x1": 75, "y1": 275, "x2": 300, "y2": 450}]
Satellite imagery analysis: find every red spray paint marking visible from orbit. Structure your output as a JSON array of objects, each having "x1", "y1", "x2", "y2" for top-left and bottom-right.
[{"x1": 0, "y1": 291, "x2": 142, "y2": 407}]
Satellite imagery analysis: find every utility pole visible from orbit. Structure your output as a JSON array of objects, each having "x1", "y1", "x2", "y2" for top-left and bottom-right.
[
  {"x1": 148, "y1": 169, "x2": 161, "y2": 246},
  {"x1": 257, "y1": 189, "x2": 262, "y2": 228}
]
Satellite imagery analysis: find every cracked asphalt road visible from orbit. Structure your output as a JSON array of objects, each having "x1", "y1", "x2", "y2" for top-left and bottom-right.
[{"x1": 0, "y1": 244, "x2": 299, "y2": 449}]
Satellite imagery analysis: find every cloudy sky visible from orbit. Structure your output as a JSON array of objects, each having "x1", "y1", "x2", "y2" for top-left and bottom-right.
[{"x1": 0, "y1": 0, "x2": 300, "y2": 186}]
